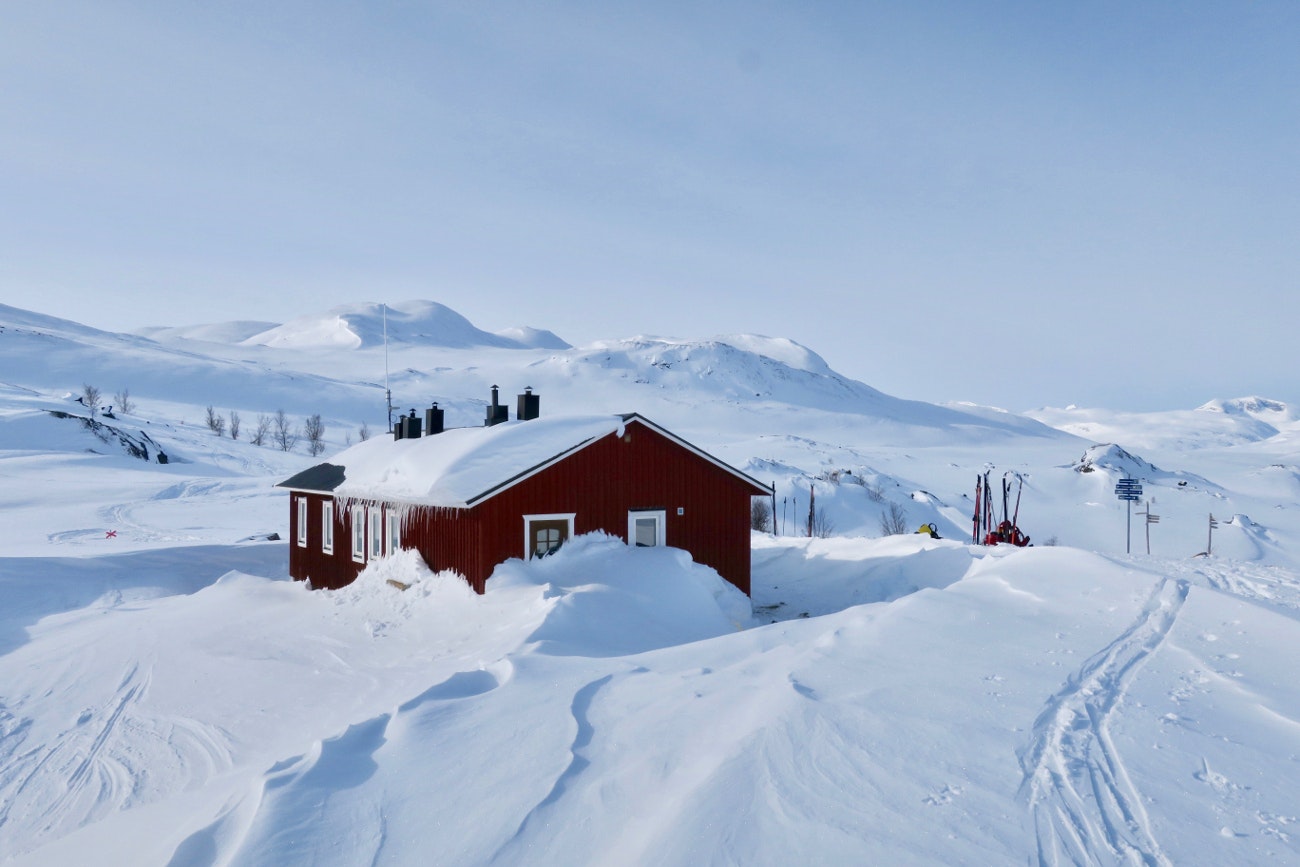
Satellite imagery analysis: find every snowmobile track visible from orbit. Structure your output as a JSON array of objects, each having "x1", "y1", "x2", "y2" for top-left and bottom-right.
[
  {"x1": 0, "y1": 662, "x2": 235, "y2": 860},
  {"x1": 1019, "y1": 576, "x2": 1189, "y2": 867}
]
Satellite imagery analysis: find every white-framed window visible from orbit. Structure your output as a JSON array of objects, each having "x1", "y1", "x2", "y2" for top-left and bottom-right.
[
  {"x1": 352, "y1": 505, "x2": 367, "y2": 563},
  {"x1": 369, "y1": 508, "x2": 384, "y2": 561},
  {"x1": 523, "y1": 513, "x2": 575, "y2": 559},
  {"x1": 386, "y1": 510, "x2": 402, "y2": 556},
  {"x1": 321, "y1": 501, "x2": 334, "y2": 554},
  {"x1": 296, "y1": 497, "x2": 308, "y2": 547},
  {"x1": 628, "y1": 509, "x2": 666, "y2": 548}
]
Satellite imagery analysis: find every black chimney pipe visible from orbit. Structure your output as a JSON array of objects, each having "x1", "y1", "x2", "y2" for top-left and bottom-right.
[
  {"x1": 401, "y1": 408, "x2": 422, "y2": 439},
  {"x1": 485, "y1": 385, "x2": 508, "y2": 426},
  {"x1": 424, "y1": 402, "x2": 444, "y2": 435},
  {"x1": 517, "y1": 386, "x2": 540, "y2": 421}
]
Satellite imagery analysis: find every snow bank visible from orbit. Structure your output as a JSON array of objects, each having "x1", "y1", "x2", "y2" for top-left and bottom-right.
[
  {"x1": 323, "y1": 548, "x2": 482, "y2": 636},
  {"x1": 201, "y1": 543, "x2": 1300, "y2": 867},
  {"x1": 492, "y1": 532, "x2": 754, "y2": 655},
  {"x1": 751, "y1": 533, "x2": 976, "y2": 620},
  {"x1": 6, "y1": 519, "x2": 1300, "y2": 866}
]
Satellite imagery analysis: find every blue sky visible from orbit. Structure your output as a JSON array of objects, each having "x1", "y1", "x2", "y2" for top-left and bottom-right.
[{"x1": 3, "y1": 1, "x2": 1296, "y2": 411}]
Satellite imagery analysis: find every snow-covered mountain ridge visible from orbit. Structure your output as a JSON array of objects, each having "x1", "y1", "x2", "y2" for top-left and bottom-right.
[
  {"x1": 11, "y1": 300, "x2": 1071, "y2": 438},
  {"x1": 1029, "y1": 399, "x2": 1298, "y2": 451},
  {"x1": 1198, "y1": 396, "x2": 1295, "y2": 420},
  {"x1": 4, "y1": 298, "x2": 1294, "y2": 548},
  {"x1": 237, "y1": 300, "x2": 570, "y2": 351}
]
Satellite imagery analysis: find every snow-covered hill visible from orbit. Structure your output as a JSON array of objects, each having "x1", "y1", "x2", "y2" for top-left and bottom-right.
[
  {"x1": 237, "y1": 300, "x2": 570, "y2": 351},
  {"x1": 0, "y1": 304, "x2": 379, "y2": 424},
  {"x1": 2, "y1": 300, "x2": 1299, "y2": 865},
  {"x1": 1029, "y1": 397, "x2": 1300, "y2": 452},
  {"x1": 135, "y1": 320, "x2": 280, "y2": 345},
  {"x1": 1199, "y1": 395, "x2": 1297, "y2": 425}
]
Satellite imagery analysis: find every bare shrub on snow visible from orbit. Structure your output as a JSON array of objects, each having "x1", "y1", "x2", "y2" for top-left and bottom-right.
[
  {"x1": 205, "y1": 405, "x2": 226, "y2": 436},
  {"x1": 273, "y1": 409, "x2": 298, "y2": 452},
  {"x1": 879, "y1": 501, "x2": 908, "y2": 536},
  {"x1": 251, "y1": 414, "x2": 271, "y2": 446},
  {"x1": 113, "y1": 388, "x2": 134, "y2": 415},
  {"x1": 81, "y1": 384, "x2": 101, "y2": 416},
  {"x1": 810, "y1": 506, "x2": 835, "y2": 538},
  {"x1": 305, "y1": 414, "x2": 326, "y2": 457}
]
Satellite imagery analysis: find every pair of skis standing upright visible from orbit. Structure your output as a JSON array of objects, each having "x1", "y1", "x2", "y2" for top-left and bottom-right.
[{"x1": 973, "y1": 471, "x2": 1030, "y2": 547}]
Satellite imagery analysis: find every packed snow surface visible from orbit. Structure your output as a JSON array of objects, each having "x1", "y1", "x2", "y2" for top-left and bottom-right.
[{"x1": 3, "y1": 300, "x2": 1299, "y2": 866}]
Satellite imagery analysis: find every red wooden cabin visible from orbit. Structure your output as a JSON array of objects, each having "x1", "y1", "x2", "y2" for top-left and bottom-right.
[{"x1": 278, "y1": 411, "x2": 769, "y2": 595}]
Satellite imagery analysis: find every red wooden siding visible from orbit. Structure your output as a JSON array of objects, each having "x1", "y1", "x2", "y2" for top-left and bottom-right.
[
  {"x1": 469, "y1": 419, "x2": 755, "y2": 594},
  {"x1": 288, "y1": 491, "x2": 354, "y2": 589},
  {"x1": 287, "y1": 418, "x2": 760, "y2": 595},
  {"x1": 398, "y1": 506, "x2": 487, "y2": 592}
]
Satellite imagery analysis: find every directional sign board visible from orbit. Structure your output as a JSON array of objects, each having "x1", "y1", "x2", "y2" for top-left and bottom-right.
[
  {"x1": 1114, "y1": 478, "x2": 1143, "y2": 502},
  {"x1": 1116, "y1": 479, "x2": 1143, "y2": 552}
]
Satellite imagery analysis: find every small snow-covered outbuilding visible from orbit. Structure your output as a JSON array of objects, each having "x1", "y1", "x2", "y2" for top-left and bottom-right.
[{"x1": 277, "y1": 409, "x2": 769, "y2": 595}]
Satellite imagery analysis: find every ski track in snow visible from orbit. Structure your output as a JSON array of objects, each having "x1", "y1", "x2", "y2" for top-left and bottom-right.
[
  {"x1": 0, "y1": 662, "x2": 234, "y2": 860},
  {"x1": 1177, "y1": 559, "x2": 1300, "y2": 622},
  {"x1": 1019, "y1": 576, "x2": 1189, "y2": 867},
  {"x1": 99, "y1": 480, "x2": 230, "y2": 545},
  {"x1": 45, "y1": 479, "x2": 249, "y2": 547}
]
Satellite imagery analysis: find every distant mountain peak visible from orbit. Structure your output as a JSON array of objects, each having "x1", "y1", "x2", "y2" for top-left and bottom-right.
[
  {"x1": 1197, "y1": 396, "x2": 1293, "y2": 420},
  {"x1": 240, "y1": 300, "x2": 570, "y2": 351},
  {"x1": 490, "y1": 325, "x2": 571, "y2": 351},
  {"x1": 581, "y1": 334, "x2": 834, "y2": 377},
  {"x1": 1073, "y1": 443, "x2": 1158, "y2": 476}
]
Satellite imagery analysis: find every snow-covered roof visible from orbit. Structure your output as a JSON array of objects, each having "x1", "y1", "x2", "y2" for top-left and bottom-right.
[{"x1": 278, "y1": 413, "x2": 768, "y2": 508}]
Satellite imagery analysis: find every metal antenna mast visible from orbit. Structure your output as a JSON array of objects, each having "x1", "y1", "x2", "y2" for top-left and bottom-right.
[{"x1": 384, "y1": 303, "x2": 394, "y2": 432}]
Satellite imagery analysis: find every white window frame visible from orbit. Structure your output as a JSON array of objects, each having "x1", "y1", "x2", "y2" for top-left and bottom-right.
[
  {"x1": 321, "y1": 501, "x2": 334, "y2": 554},
  {"x1": 352, "y1": 505, "x2": 367, "y2": 563},
  {"x1": 386, "y1": 510, "x2": 402, "y2": 556},
  {"x1": 522, "y1": 513, "x2": 576, "y2": 559},
  {"x1": 368, "y1": 508, "x2": 384, "y2": 561},
  {"x1": 627, "y1": 509, "x2": 667, "y2": 548},
  {"x1": 296, "y1": 497, "x2": 308, "y2": 547}
]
